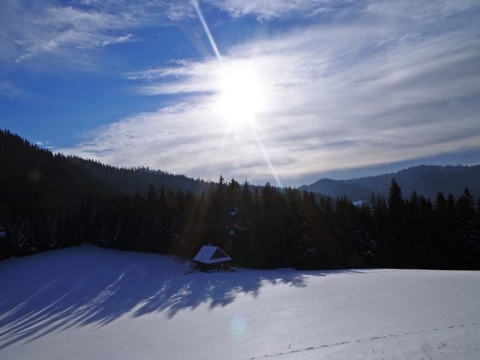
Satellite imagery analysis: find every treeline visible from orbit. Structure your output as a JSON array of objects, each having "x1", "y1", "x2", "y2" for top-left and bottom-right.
[
  {"x1": 1, "y1": 176, "x2": 479, "y2": 270},
  {"x1": 1, "y1": 129, "x2": 479, "y2": 269}
]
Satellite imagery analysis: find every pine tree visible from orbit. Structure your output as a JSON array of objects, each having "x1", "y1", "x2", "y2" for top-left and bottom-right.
[
  {"x1": 387, "y1": 178, "x2": 405, "y2": 267},
  {"x1": 457, "y1": 188, "x2": 479, "y2": 268},
  {"x1": 370, "y1": 193, "x2": 388, "y2": 267}
]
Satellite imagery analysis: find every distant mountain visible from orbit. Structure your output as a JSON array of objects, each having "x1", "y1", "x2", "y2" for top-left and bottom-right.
[
  {"x1": 3, "y1": 129, "x2": 479, "y2": 205},
  {"x1": 300, "y1": 165, "x2": 480, "y2": 201},
  {"x1": 298, "y1": 178, "x2": 373, "y2": 201}
]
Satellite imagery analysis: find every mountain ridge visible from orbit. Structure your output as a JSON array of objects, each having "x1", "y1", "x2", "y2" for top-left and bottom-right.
[
  {"x1": 300, "y1": 164, "x2": 480, "y2": 201},
  {"x1": 2, "y1": 129, "x2": 478, "y2": 201}
]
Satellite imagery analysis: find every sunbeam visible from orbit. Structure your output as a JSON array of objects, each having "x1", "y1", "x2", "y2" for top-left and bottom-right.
[
  {"x1": 192, "y1": 0, "x2": 281, "y2": 187},
  {"x1": 192, "y1": 0, "x2": 223, "y2": 65},
  {"x1": 249, "y1": 122, "x2": 283, "y2": 188}
]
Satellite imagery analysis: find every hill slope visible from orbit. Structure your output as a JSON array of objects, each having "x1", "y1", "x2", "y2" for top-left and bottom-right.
[
  {"x1": 1, "y1": 246, "x2": 479, "y2": 360},
  {"x1": 0, "y1": 129, "x2": 209, "y2": 199},
  {"x1": 0, "y1": 129, "x2": 115, "y2": 211}
]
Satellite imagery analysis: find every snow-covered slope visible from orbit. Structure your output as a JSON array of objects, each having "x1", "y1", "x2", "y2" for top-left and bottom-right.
[{"x1": 1, "y1": 245, "x2": 479, "y2": 359}]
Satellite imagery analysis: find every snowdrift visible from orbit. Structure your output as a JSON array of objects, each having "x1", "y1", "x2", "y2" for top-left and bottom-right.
[{"x1": 1, "y1": 245, "x2": 479, "y2": 359}]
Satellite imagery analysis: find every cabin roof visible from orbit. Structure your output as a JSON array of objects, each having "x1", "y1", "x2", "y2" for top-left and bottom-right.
[{"x1": 193, "y1": 245, "x2": 232, "y2": 264}]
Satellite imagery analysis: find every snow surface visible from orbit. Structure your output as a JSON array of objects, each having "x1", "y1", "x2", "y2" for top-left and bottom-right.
[{"x1": 1, "y1": 245, "x2": 479, "y2": 360}]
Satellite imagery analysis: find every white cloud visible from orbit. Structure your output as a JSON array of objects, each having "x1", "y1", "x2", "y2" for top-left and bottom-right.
[
  {"x1": 0, "y1": 81, "x2": 29, "y2": 99},
  {"x1": 61, "y1": 105, "x2": 265, "y2": 182},
  {"x1": 3, "y1": 0, "x2": 479, "y2": 71},
  {"x1": 49, "y1": 1, "x2": 480, "y2": 184},
  {"x1": 1, "y1": 2, "x2": 127, "y2": 68},
  {"x1": 0, "y1": 0, "x2": 195, "y2": 69},
  {"x1": 207, "y1": 0, "x2": 480, "y2": 22},
  {"x1": 205, "y1": 0, "x2": 348, "y2": 20},
  {"x1": 363, "y1": 0, "x2": 479, "y2": 21}
]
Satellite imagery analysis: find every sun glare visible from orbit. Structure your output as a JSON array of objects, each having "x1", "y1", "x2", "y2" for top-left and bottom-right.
[{"x1": 215, "y1": 64, "x2": 267, "y2": 129}]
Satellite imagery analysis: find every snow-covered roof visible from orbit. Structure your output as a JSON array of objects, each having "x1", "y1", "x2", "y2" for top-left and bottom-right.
[{"x1": 193, "y1": 245, "x2": 231, "y2": 264}]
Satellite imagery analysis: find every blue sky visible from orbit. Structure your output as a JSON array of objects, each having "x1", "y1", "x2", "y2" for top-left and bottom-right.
[{"x1": 1, "y1": 0, "x2": 480, "y2": 186}]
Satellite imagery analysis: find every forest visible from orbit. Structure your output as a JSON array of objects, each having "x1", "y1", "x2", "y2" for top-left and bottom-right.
[{"x1": 1, "y1": 129, "x2": 479, "y2": 270}]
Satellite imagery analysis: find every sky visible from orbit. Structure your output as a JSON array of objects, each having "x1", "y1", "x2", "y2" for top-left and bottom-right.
[{"x1": 1, "y1": 0, "x2": 480, "y2": 187}]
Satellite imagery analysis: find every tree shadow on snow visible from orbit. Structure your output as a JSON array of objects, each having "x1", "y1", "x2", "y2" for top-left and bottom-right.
[
  {"x1": 0, "y1": 246, "x2": 363, "y2": 349},
  {"x1": 132, "y1": 267, "x2": 310, "y2": 320}
]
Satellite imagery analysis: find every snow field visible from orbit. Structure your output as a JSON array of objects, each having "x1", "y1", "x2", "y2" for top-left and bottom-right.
[{"x1": 1, "y1": 245, "x2": 479, "y2": 359}]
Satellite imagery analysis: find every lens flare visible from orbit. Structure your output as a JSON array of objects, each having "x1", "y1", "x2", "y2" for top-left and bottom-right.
[{"x1": 230, "y1": 314, "x2": 247, "y2": 341}]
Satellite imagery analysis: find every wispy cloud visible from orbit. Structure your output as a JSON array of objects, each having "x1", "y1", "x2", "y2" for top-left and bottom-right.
[
  {"x1": 208, "y1": 0, "x2": 479, "y2": 21},
  {"x1": 46, "y1": 1, "x2": 480, "y2": 184},
  {"x1": 0, "y1": 81, "x2": 29, "y2": 99},
  {"x1": 0, "y1": 0, "x2": 195, "y2": 70},
  {"x1": 206, "y1": 0, "x2": 350, "y2": 20}
]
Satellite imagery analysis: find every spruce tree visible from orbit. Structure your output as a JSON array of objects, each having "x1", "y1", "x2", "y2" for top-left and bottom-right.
[{"x1": 387, "y1": 178, "x2": 405, "y2": 268}]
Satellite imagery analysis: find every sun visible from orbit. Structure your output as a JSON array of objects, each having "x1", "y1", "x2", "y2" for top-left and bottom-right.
[{"x1": 215, "y1": 63, "x2": 267, "y2": 129}]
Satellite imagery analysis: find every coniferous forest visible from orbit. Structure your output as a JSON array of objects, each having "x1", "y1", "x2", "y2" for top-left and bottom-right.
[{"x1": 1, "y1": 129, "x2": 479, "y2": 269}]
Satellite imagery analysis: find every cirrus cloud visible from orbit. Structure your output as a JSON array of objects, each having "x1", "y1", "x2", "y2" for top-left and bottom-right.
[
  {"x1": 4, "y1": 0, "x2": 478, "y2": 185},
  {"x1": 0, "y1": 0, "x2": 196, "y2": 70},
  {"x1": 59, "y1": 1, "x2": 480, "y2": 185}
]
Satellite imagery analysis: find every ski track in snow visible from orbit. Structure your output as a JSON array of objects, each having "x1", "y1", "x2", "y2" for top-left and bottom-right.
[{"x1": 246, "y1": 323, "x2": 479, "y2": 359}]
